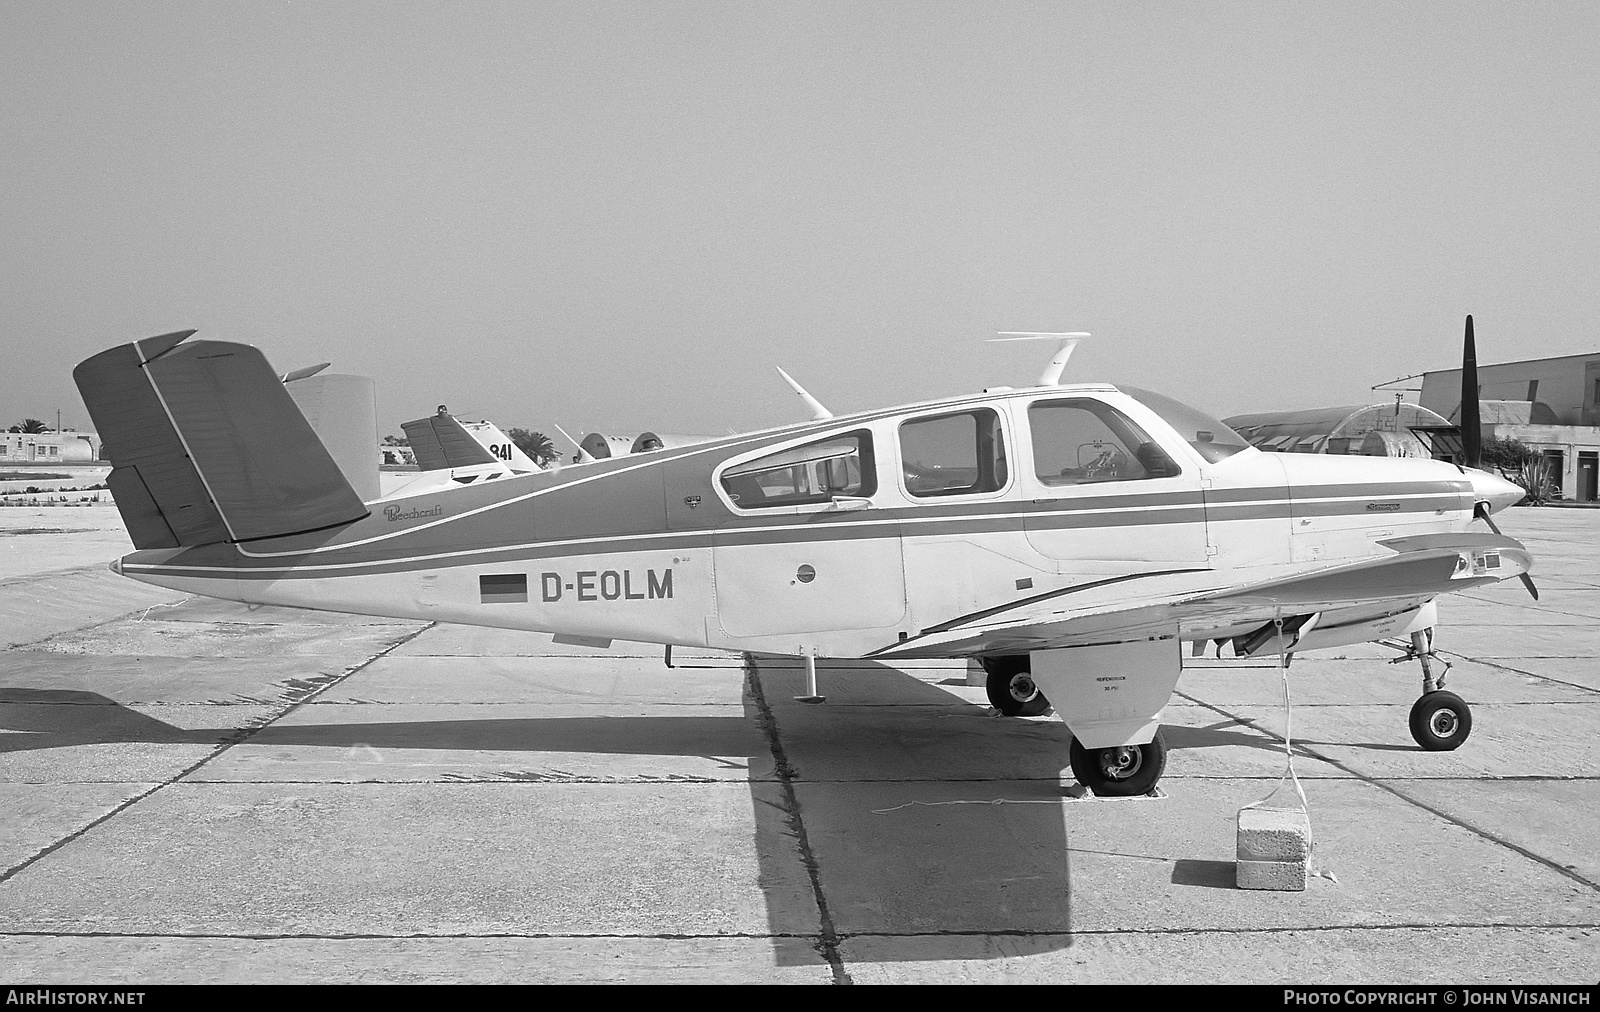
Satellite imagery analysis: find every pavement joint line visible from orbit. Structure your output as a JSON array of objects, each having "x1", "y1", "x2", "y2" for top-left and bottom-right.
[
  {"x1": 11, "y1": 774, "x2": 1598, "y2": 787},
  {"x1": 1435, "y1": 650, "x2": 1600, "y2": 696},
  {"x1": 1171, "y1": 689, "x2": 1600, "y2": 895},
  {"x1": 744, "y1": 653, "x2": 853, "y2": 985},
  {"x1": 3, "y1": 603, "x2": 188, "y2": 652},
  {"x1": 0, "y1": 621, "x2": 438, "y2": 888},
  {"x1": 1, "y1": 922, "x2": 1594, "y2": 942}
]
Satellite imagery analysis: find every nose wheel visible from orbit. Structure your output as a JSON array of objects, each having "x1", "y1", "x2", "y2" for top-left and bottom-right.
[
  {"x1": 980, "y1": 655, "x2": 1051, "y2": 717},
  {"x1": 1410, "y1": 691, "x2": 1472, "y2": 751}
]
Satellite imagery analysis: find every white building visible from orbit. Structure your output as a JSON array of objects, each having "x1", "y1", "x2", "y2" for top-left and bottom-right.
[
  {"x1": 0, "y1": 430, "x2": 101, "y2": 463},
  {"x1": 1416, "y1": 351, "x2": 1600, "y2": 503}
]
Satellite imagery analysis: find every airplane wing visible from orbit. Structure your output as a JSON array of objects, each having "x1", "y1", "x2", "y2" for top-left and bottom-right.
[{"x1": 870, "y1": 532, "x2": 1531, "y2": 659}]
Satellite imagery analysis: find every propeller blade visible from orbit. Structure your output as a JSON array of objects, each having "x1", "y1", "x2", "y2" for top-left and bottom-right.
[
  {"x1": 1461, "y1": 315, "x2": 1481, "y2": 469},
  {"x1": 1473, "y1": 502, "x2": 1540, "y2": 600}
]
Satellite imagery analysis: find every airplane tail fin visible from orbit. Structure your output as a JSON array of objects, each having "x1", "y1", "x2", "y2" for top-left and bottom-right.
[
  {"x1": 401, "y1": 411, "x2": 498, "y2": 471},
  {"x1": 464, "y1": 419, "x2": 540, "y2": 469},
  {"x1": 74, "y1": 331, "x2": 370, "y2": 550}
]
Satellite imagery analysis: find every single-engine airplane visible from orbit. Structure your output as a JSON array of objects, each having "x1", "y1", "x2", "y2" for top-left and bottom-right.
[{"x1": 74, "y1": 318, "x2": 1531, "y2": 796}]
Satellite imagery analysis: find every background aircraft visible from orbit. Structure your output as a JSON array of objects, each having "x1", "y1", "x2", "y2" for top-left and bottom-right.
[{"x1": 74, "y1": 322, "x2": 1530, "y2": 796}]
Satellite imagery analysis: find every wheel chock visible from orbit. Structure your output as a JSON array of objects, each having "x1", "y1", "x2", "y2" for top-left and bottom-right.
[{"x1": 1235, "y1": 807, "x2": 1312, "y2": 890}]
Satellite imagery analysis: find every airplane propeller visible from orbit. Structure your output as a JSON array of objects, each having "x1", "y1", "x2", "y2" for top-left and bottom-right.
[
  {"x1": 1460, "y1": 315, "x2": 1481, "y2": 469},
  {"x1": 1459, "y1": 314, "x2": 1539, "y2": 600}
]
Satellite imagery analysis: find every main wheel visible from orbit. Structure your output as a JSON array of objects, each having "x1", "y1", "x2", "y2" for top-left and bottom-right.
[
  {"x1": 1069, "y1": 731, "x2": 1168, "y2": 797},
  {"x1": 1409, "y1": 691, "x2": 1472, "y2": 751},
  {"x1": 981, "y1": 655, "x2": 1051, "y2": 717}
]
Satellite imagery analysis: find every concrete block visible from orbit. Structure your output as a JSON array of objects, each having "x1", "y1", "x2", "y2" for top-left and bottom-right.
[
  {"x1": 1236, "y1": 858, "x2": 1308, "y2": 891},
  {"x1": 1236, "y1": 807, "x2": 1313, "y2": 862},
  {"x1": 1236, "y1": 807, "x2": 1313, "y2": 891}
]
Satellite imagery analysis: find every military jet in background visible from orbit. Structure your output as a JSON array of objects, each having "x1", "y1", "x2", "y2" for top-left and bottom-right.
[{"x1": 74, "y1": 320, "x2": 1530, "y2": 797}]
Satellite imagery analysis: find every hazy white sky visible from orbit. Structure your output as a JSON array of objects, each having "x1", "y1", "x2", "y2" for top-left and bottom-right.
[{"x1": 4, "y1": 1, "x2": 1597, "y2": 443}]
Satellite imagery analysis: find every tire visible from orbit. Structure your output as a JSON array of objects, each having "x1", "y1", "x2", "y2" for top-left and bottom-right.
[
  {"x1": 981, "y1": 655, "x2": 1051, "y2": 717},
  {"x1": 1409, "y1": 691, "x2": 1472, "y2": 751},
  {"x1": 1069, "y1": 730, "x2": 1168, "y2": 797}
]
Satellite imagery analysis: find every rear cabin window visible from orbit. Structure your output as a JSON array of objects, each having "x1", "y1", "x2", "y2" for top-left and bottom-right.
[
  {"x1": 721, "y1": 431, "x2": 875, "y2": 509},
  {"x1": 899, "y1": 408, "x2": 1009, "y2": 497},
  {"x1": 1028, "y1": 399, "x2": 1181, "y2": 486}
]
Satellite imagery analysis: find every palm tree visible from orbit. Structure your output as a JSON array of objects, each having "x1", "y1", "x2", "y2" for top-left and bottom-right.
[
  {"x1": 507, "y1": 428, "x2": 558, "y2": 466},
  {"x1": 10, "y1": 418, "x2": 48, "y2": 433}
]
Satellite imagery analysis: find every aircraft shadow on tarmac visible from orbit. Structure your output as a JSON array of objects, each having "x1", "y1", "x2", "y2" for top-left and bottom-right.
[{"x1": 1, "y1": 666, "x2": 1322, "y2": 966}]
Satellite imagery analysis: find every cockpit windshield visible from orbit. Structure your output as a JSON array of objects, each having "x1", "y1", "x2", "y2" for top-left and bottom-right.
[{"x1": 1119, "y1": 386, "x2": 1251, "y2": 464}]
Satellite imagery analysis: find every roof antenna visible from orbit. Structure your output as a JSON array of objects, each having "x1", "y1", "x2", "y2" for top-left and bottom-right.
[
  {"x1": 775, "y1": 366, "x2": 833, "y2": 420},
  {"x1": 989, "y1": 332, "x2": 1091, "y2": 386},
  {"x1": 551, "y1": 422, "x2": 595, "y2": 463}
]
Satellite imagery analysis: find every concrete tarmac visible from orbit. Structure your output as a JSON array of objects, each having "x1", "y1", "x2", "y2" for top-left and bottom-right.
[{"x1": 1, "y1": 504, "x2": 1596, "y2": 983}]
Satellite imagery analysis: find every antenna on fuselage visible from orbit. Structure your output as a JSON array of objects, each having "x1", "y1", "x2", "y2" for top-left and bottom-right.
[
  {"x1": 989, "y1": 332, "x2": 1091, "y2": 386},
  {"x1": 775, "y1": 366, "x2": 834, "y2": 420},
  {"x1": 552, "y1": 422, "x2": 595, "y2": 463}
]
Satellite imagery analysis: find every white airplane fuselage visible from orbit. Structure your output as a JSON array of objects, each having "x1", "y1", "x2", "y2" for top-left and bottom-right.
[{"x1": 114, "y1": 383, "x2": 1518, "y2": 659}]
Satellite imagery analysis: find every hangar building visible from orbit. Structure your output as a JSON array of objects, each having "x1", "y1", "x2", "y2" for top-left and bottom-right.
[
  {"x1": 1416, "y1": 351, "x2": 1600, "y2": 503},
  {"x1": 1224, "y1": 403, "x2": 1451, "y2": 458},
  {"x1": 0, "y1": 430, "x2": 101, "y2": 463},
  {"x1": 1221, "y1": 349, "x2": 1599, "y2": 503}
]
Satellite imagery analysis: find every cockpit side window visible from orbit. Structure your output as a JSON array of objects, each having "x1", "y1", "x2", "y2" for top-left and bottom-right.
[
  {"x1": 721, "y1": 430, "x2": 875, "y2": 509},
  {"x1": 899, "y1": 408, "x2": 1009, "y2": 498},
  {"x1": 1028, "y1": 398, "x2": 1181, "y2": 486}
]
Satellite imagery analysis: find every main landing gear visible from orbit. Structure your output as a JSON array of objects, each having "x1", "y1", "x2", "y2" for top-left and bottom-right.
[
  {"x1": 1069, "y1": 731, "x2": 1169, "y2": 797},
  {"x1": 980, "y1": 653, "x2": 1167, "y2": 796},
  {"x1": 1393, "y1": 629, "x2": 1472, "y2": 751},
  {"x1": 980, "y1": 654, "x2": 1051, "y2": 717}
]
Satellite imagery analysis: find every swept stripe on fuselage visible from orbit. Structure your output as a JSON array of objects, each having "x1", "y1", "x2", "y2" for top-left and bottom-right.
[
  {"x1": 120, "y1": 478, "x2": 1467, "y2": 582},
  {"x1": 114, "y1": 382, "x2": 1474, "y2": 584}
]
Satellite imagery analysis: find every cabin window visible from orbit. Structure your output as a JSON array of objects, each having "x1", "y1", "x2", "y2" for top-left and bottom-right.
[
  {"x1": 721, "y1": 430, "x2": 875, "y2": 509},
  {"x1": 898, "y1": 408, "x2": 1009, "y2": 497},
  {"x1": 1028, "y1": 399, "x2": 1180, "y2": 486}
]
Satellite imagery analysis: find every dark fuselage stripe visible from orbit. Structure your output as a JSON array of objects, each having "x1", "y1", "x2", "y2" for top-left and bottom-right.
[{"x1": 125, "y1": 491, "x2": 1467, "y2": 582}]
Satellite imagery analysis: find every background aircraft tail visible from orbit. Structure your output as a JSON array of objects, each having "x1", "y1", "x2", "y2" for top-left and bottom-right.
[
  {"x1": 459, "y1": 419, "x2": 540, "y2": 469},
  {"x1": 74, "y1": 331, "x2": 370, "y2": 550},
  {"x1": 284, "y1": 370, "x2": 381, "y2": 502},
  {"x1": 401, "y1": 411, "x2": 498, "y2": 470}
]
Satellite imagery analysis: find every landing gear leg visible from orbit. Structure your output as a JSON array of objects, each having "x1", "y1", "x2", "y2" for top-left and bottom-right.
[
  {"x1": 1413, "y1": 630, "x2": 1442, "y2": 694},
  {"x1": 1404, "y1": 630, "x2": 1472, "y2": 751},
  {"x1": 795, "y1": 649, "x2": 826, "y2": 704}
]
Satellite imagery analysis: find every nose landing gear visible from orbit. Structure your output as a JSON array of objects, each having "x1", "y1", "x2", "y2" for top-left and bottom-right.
[{"x1": 1391, "y1": 629, "x2": 1472, "y2": 751}]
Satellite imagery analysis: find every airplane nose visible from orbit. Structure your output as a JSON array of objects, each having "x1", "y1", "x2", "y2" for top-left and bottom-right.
[{"x1": 1466, "y1": 467, "x2": 1525, "y2": 515}]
